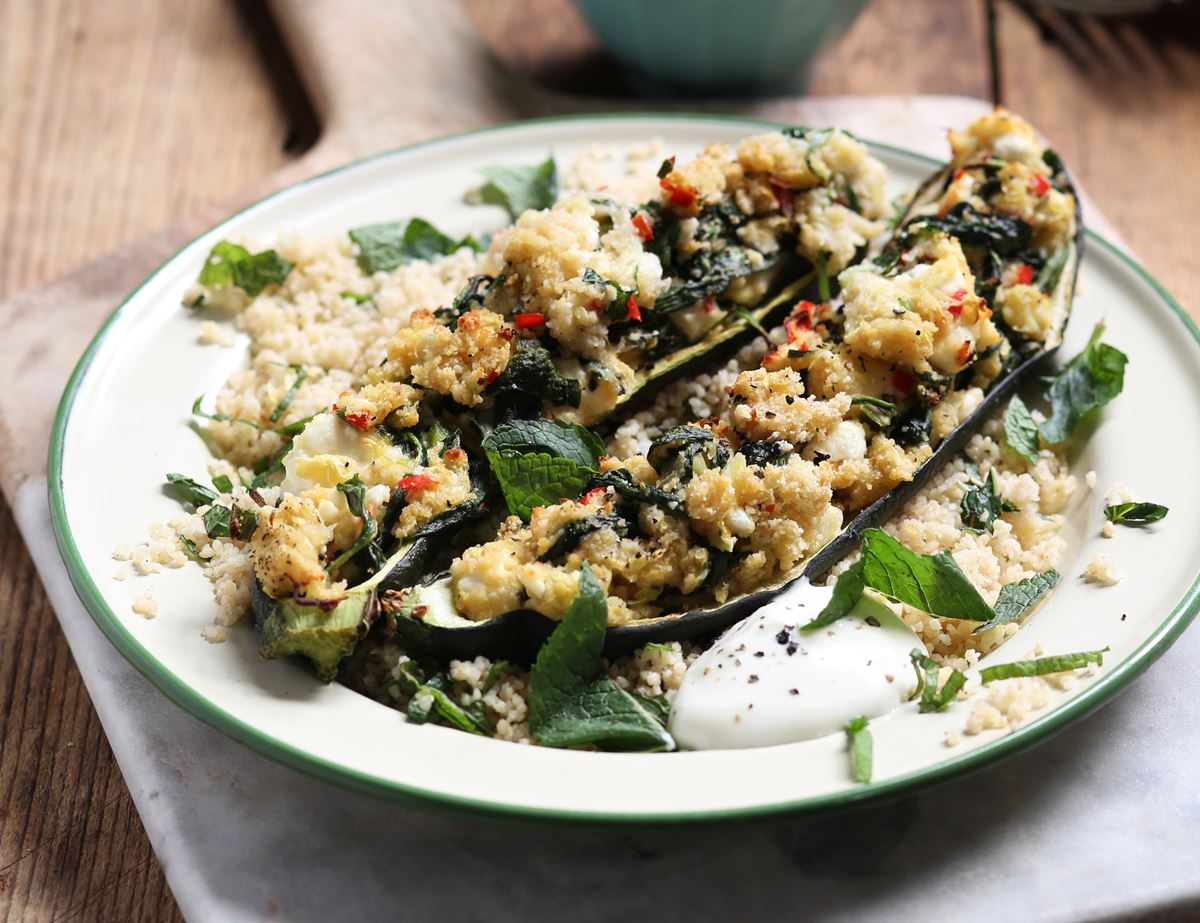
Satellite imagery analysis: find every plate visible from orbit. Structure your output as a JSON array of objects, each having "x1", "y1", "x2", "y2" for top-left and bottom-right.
[{"x1": 48, "y1": 115, "x2": 1200, "y2": 825}]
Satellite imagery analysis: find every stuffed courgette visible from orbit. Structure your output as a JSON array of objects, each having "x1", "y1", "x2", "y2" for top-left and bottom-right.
[{"x1": 378, "y1": 110, "x2": 1083, "y2": 661}]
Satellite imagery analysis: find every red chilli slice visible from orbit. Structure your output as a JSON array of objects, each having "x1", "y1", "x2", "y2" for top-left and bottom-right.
[
  {"x1": 514, "y1": 312, "x2": 545, "y2": 329},
  {"x1": 631, "y1": 212, "x2": 655, "y2": 241},
  {"x1": 947, "y1": 288, "x2": 967, "y2": 318},
  {"x1": 1016, "y1": 263, "x2": 1034, "y2": 285},
  {"x1": 660, "y1": 177, "x2": 697, "y2": 208},
  {"x1": 344, "y1": 411, "x2": 370, "y2": 431},
  {"x1": 1029, "y1": 174, "x2": 1051, "y2": 196},
  {"x1": 626, "y1": 296, "x2": 642, "y2": 322},
  {"x1": 398, "y1": 474, "x2": 438, "y2": 492}
]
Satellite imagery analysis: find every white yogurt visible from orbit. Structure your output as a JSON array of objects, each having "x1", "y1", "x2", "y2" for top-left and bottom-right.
[{"x1": 668, "y1": 579, "x2": 925, "y2": 750}]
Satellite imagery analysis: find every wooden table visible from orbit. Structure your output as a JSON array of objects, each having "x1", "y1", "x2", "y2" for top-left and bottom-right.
[{"x1": 1, "y1": 1, "x2": 1196, "y2": 919}]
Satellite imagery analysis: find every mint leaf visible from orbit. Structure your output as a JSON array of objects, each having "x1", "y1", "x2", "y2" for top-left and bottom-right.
[
  {"x1": 231, "y1": 250, "x2": 294, "y2": 296},
  {"x1": 859, "y1": 529, "x2": 994, "y2": 622},
  {"x1": 1040, "y1": 323, "x2": 1128, "y2": 444},
  {"x1": 486, "y1": 451, "x2": 590, "y2": 522},
  {"x1": 483, "y1": 418, "x2": 604, "y2": 468},
  {"x1": 329, "y1": 475, "x2": 380, "y2": 571},
  {"x1": 529, "y1": 564, "x2": 674, "y2": 751},
  {"x1": 203, "y1": 504, "x2": 232, "y2": 538},
  {"x1": 349, "y1": 218, "x2": 478, "y2": 274},
  {"x1": 269, "y1": 364, "x2": 307, "y2": 423},
  {"x1": 980, "y1": 648, "x2": 1108, "y2": 683},
  {"x1": 1003, "y1": 395, "x2": 1041, "y2": 464},
  {"x1": 478, "y1": 157, "x2": 557, "y2": 220},
  {"x1": 844, "y1": 716, "x2": 872, "y2": 783},
  {"x1": 165, "y1": 472, "x2": 217, "y2": 508},
  {"x1": 799, "y1": 558, "x2": 866, "y2": 632},
  {"x1": 1104, "y1": 502, "x2": 1168, "y2": 524},
  {"x1": 973, "y1": 569, "x2": 1059, "y2": 634},
  {"x1": 911, "y1": 649, "x2": 966, "y2": 713},
  {"x1": 212, "y1": 474, "x2": 234, "y2": 494},
  {"x1": 197, "y1": 241, "x2": 251, "y2": 286}
]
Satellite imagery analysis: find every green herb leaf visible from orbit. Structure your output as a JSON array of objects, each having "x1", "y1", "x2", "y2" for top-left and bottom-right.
[
  {"x1": 478, "y1": 156, "x2": 557, "y2": 220},
  {"x1": 974, "y1": 569, "x2": 1059, "y2": 634},
  {"x1": 165, "y1": 473, "x2": 217, "y2": 508},
  {"x1": 197, "y1": 241, "x2": 251, "y2": 287},
  {"x1": 1039, "y1": 323, "x2": 1128, "y2": 445},
  {"x1": 529, "y1": 564, "x2": 674, "y2": 751},
  {"x1": 231, "y1": 507, "x2": 258, "y2": 541},
  {"x1": 212, "y1": 474, "x2": 234, "y2": 494},
  {"x1": 269, "y1": 364, "x2": 307, "y2": 423},
  {"x1": 348, "y1": 217, "x2": 476, "y2": 274},
  {"x1": 799, "y1": 559, "x2": 866, "y2": 632},
  {"x1": 911, "y1": 649, "x2": 966, "y2": 713},
  {"x1": 980, "y1": 648, "x2": 1108, "y2": 683},
  {"x1": 488, "y1": 340, "x2": 582, "y2": 414},
  {"x1": 960, "y1": 469, "x2": 1011, "y2": 534},
  {"x1": 1035, "y1": 245, "x2": 1069, "y2": 294},
  {"x1": 340, "y1": 290, "x2": 373, "y2": 304},
  {"x1": 482, "y1": 418, "x2": 604, "y2": 468},
  {"x1": 192, "y1": 394, "x2": 313, "y2": 437},
  {"x1": 329, "y1": 475, "x2": 379, "y2": 571},
  {"x1": 1003, "y1": 395, "x2": 1041, "y2": 464},
  {"x1": 1103, "y1": 502, "x2": 1169, "y2": 524},
  {"x1": 631, "y1": 692, "x2": 671, "y2": 729},
  {"x1": 203, "y1": 504, "x2": 232, "y2": 538},
  {"x1": 230, "y1": 250, "x2": 294, "y2": 296},
  {"x1": 844, "y1": 716, "x2": 872, "y2": 784},
  {"x1": 859, "y1": 529, "x2": 994, "y2": 622},
  {"x1": 179, "y1": 536, "x2": 205, "y2": 564},
  {"x1": 486, "y1": 452, "x2": 591, "y2": 523}
]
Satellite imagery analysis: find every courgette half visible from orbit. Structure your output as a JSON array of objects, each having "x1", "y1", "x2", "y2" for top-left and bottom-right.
[
  {"x1": 606, "y1": 266, "x2": 816, "y2": 419},
  {"x1": 253, "y1": 450, "x2": 492, "y2": 679},
  {"x1": 389, "y1": 152, "x2": 1083, "y2": 662}
]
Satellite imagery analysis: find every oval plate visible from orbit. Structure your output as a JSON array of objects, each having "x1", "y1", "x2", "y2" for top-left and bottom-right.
[{"x1": 49, "y1": 115, "x2": 1200, "y2": 826}]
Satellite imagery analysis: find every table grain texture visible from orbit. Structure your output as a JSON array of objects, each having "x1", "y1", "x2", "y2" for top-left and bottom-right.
[{"x1": 1, "y1": 0, "x2": 1196, "y2": 920}]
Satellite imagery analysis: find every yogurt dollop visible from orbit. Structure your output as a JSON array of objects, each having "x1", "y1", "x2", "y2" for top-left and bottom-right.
[{"x1": 668, "y1": 579, "x2": 925, "y2": 750}]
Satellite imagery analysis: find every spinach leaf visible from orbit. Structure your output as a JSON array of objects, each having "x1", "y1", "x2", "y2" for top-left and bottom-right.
[
  {"x1": 911, "y1": 649, "x2": 966, "y2": 713},
  {"x1": 231, "y1": 250, "x2": 295, "y2": 296},
  {"x1": 648, "y1": 424, "x2": 729, "y2": 484},
  {"x1": 980, "y1": 648, "x2": 1108, "y2": 683},
  {"x1": 844, "y1": 716, "x2": 872, "y2": 784},
  {"x1": 165, "y1": 473, "x2": 217, "y2": 508},
  {"x1": 529, "y1": 564, "x2": 674, "y2": 751},
  {"x1": 1104, "y1": 501, "x2": 1168, "y2": 524},
  {"x1": 653, "y1": 246, "x2": 756, "y2": 314},
  {"x1": 488, "y1": 340, "x2": 581, "y2": 416},
  {"x1": 736, "y1": 439, "x2": 792, "y2": 468},
  {"x1": 329, "y1": 475, "x2": 381, "y2": 571},
  {"x1": 349, "y1": 218, "x2": 478, "y2": 274},
  {"x1": 960, "y1": 469, "x2": 1013, "y2": 534},
  {"x1": 483, "y1": 419, "x2": 604, "y2": 468},
  {"x1": 269, "y1": 364, "x2": 307, "y2": 423},
  {"x1": 1003, "y1": 395, "x2": 1041, "y2": 464},
  {"x1": 1039, "y1": 324, "x2": 1128, "y2": 444},
  {"x1": 973, "y1": 569, "x2": 1059, "y2": 634},
  {"x1": 802, "y1": 529, "x2": 994, "y2": 629},
  {"x1": 585, "y1": 468, "x2": 683, "y2": 514},
  {"x1": 909, "y1": 203, "x2": 1032, "y2": 255},
  {"x1": 478, "y1": 156, "x2": 557, "y2": 220},
  {"x1": 540, "y1": 513, "x2": 626, "y2": 564}
]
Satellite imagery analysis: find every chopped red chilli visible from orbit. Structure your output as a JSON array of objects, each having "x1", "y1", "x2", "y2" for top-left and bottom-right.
[
  {"x1": 514, "y1": 312, "x2": 545, "y2": 329},
  {"x1": 631, "y1": 212, "x2": 655, "y2": 241},
  {"x1": 398, "y1": 474, "x2": 438, "y2": 492}
]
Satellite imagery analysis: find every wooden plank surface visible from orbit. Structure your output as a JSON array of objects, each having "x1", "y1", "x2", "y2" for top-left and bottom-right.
[
  {"x1": 0, "y1": 0, "x2": 1194, "y2": 920},
  {"x1": 995, "y1": 0, "x2": 1200, "y2": 311}
]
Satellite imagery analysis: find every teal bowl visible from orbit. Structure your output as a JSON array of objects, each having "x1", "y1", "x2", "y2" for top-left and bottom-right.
[{"x1": 572, "y1": 0, "x2": 870, "y2": 96}]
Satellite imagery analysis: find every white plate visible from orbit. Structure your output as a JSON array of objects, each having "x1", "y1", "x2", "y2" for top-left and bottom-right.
[{"x1": 49, "y1": 115, "x2": 1200, "y2": 824}]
